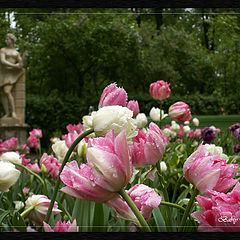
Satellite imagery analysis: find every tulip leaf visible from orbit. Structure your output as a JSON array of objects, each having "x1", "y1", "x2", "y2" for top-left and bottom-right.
[
  {"x1": 152, "y1": 207, "x2": 167, "y2": 232},
  {"x1": 168, "y1": 152, "x2": 178, "y2": 166},
  {"x1": 92, "y1": 202, "x2": 105, "y2": 232},
  {"x1": 0, "y1": 210, "x2": 11, "y2": 225},
  {"x1": 11, "y1": 212, "x2": 27, "y2": 232}
]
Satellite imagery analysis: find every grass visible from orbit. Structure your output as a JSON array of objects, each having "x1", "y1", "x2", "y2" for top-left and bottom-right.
[{"x1": 161, "y1": 115, "x2": 240, "y2": 130}]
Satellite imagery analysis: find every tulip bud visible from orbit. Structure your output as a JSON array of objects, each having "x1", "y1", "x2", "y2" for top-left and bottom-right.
[
  {"x1": 168, "y1": 101, "x2": 192, "y2": 122},
  {"x1": 192, "y1": 118, "x2": 199, "y2": 127},
  {"x1": 149, "y1": 80, "x2": 171, "y2": 101},
  {"x1": 127, "y1": 100, "x2": 139, "y2": 118},
  {"x1": 135, "y1": 113, "x2": 148, "y2": 129},
  {"x1": 160, "y1": 161, "x2": 167, "y2": 172},
  {"x1": 183, "y1": 125, "x2": 191, "y2": 134},
  {"x1": 52, "y1": 140, "x2": 69, "y2": 163}
]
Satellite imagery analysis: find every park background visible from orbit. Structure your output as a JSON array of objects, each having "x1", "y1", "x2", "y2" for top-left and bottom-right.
[{"x1": 0, "y1": 8, "x2": 240, "y2": 147}]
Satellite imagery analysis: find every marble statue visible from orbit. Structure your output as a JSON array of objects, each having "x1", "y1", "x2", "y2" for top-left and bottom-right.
[{"x1": 0, "y1": 33, "x2": 27, "y2": 120}]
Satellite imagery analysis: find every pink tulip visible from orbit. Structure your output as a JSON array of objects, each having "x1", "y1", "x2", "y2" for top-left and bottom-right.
[
  {"x1": 20, "y1": 144, "x2": 30, "y2": 154},
  {"x1": 127, "y1": 100, "x2": 140, "y2": 117},
  {"x1": 192, "y1": 183, "x2": 240, "y2": 232},
  {"x1": 66, "y1": 123, "x2": 84, "y2": 134},
  {"x1": 60, "y1": 161, "x2": 117, "y2": 202},
  {"x1": 23, "y1": 187, "x2": 30, "y2": 195},
  {"x1": 107, "y1": 184, "x2": 161, "y2": 223},
  {"x1": 183, "y1": 143, "x2": 238, "y2": 195},
  {"x1": 40, "y1": 153, "x2": 61, "y2": 179},
  {"x1": 187, "y1": 129, "x2": 195, "y2": 139},
  {"x1": 177, "y1": 131, "x2": 185, "y2": 138},
  {"x1": 43, "y1": 219, "x2": 79, "y2": 232},
  {"x1": 27, "y1": 135, "x2": 40, "y2": 149},
  {"x1": 24, "y1": 194, "x2": 61, "y2": 225},
  {"x1": 149, "y1": 80, "x2": 171, "y2": 101},
  {"x1": 86, "y1": 130, "x2": 133, "y2": 192},
  {"x1": 26, "y1": 163, "x2": 41, "y2": 173},
  {"x1": 194, "y1": 128, "x2": 202, "y2": 138},
  {"x1": 98, "y1": 83, "x2": 127, "y2": 109},
  {"x1": 64, "y1": 131, "x2": 80, "y2": 149},
  {"x1": 129, "y1": 122, "x2": 168, "y2": 168},
  {"x1": 0, "y1": 137, "x2": 18, "y2": 154},
  {"x1": 29, "y1": 129, "x2": 42, "y2": 138},
  {"x1": 20, "y1": 154, "x2": 31, "y2": 166},
  {"x1": 168, "y1": 101, "x2": 192, "y2": 122}
]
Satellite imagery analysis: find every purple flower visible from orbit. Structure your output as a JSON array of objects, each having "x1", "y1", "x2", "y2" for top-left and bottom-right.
[
  {"x1": 229, "y1": 123, "x2": 240, "y2": 133},
  {"x1": 234, "y1": 144, "x2": 240, "y2": 153},
  {"x1": 201, "y1": 127, "x2": 216, "y2": 144},
  {"x1": 233, "y1": 128, "x2": 240, "y2": 142}
]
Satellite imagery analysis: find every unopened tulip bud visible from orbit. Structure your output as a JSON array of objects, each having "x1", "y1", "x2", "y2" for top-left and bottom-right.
[
  {"x1": 160, "y1": 161, "x2": 167, "y2": 172},
  {"x1": 192, "y1": 118, "x2": 199, "y2": 127}
]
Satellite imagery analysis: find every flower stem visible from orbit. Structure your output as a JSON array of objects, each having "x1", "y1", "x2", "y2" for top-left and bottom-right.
[
  {"x1": 159, "y1": 101, "x2": 163, "y2": 128},
  {"x1": 178, "y1": 187, "x2": 198, "y2": 232},
  {"x1": 20, "y1": 205, "x2": 35, "y2": 218},
  {"x1": 160, "y1": 201, "x2": 185, "y2": 212},
  {"x1": 13, "y1": 163, "x2": 48, "y2": 195},
  {"x1": 44, "y1": 128, "x2": 94, "y2": 224},
  {"x1": 118, "y1": 188, "x2": 151, "y2": 232}
]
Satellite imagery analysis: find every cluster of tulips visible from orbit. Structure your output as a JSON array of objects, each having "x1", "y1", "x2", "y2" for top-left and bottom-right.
[{"x1": 0, "y1": 80, "x2": 239, "y2": 232}]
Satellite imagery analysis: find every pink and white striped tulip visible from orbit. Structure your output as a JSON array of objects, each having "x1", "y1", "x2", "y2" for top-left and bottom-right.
[
  {"x1": 24, "y1": 194, "x2": 61, "y2": 225},
  {"x1": 192, "y1": 183, "x2": 240, "y2": 232},
  {"x1": 39, "y1": 153, "x2": 61, "y2": 179},
  {"x1": 98, "y1": 83, "x2": 127, "y2": 109},
  {"x1": 127, "y1": 100, "x2": 139, "y2": 117},
  {"x1": 129, "y1": 122, "x2": 168, "y2": 168},
  {"x1": 86, "y1": 130, "x2": 133, "y2": 192},
  {"x1": 60, "y1": 161, "x2": 117, "y2": 202},
  {"x1": 183, "y1": 143, "x2": 238, "y2": 195},
  {"x1": 168, "y1": 101, "x2": 192, "y2": 122},
  {"x1": 27, "y1": 135, "x2": 40, "y2": 150},
  {"x1": 43, "y1": 219, "x2": 79, "y2": 232},
  {"x1": 149, "y1": 80, "x2": 171, "y2": 101},
  {"x1": 107, "y1": 184, "x2": 161, "y2": 223}
]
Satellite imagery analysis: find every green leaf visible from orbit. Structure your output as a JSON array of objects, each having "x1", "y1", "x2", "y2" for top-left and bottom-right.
[
  {"x1": 152, "y1": 207, "x2": 167, "y2": 232},
  {"x1": 92, "y1": 203, "x2": 105, "y2": 232},
  {"x1": 11, "y1": 212, "x2": 27, "y2": 232},
  {"x1": 0, "y1": 210, "x2": 11, "y2": 225}
]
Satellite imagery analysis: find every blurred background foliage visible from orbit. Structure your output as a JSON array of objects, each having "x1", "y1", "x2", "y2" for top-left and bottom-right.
[{"x1": 0, "y1": 8, "x2": 240, "y2": 146}]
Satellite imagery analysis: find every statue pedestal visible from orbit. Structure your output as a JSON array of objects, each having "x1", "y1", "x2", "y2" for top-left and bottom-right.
[{"x1": 0, "y1": 121, "x2": 29, "y2": 146}]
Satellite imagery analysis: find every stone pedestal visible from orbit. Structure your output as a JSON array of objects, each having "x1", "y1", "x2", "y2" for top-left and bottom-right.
[{"x1": 0, "y1": 124, "x2": 29, "y2": 146}]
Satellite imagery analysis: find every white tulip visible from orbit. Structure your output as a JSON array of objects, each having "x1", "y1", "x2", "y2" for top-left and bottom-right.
[
  {"x1": 0, "y1": 152, "x2": 22, "y2": 165},
  {"x1": 149, "y1": 107, "x2": 168, "y2": 122},
  {"x1": 77, "y1": 139, "x2": 88, "y2": 159},
  {"x1": 204, "y1": 144, "x2": 229, "y2": 161},
  {"x1": 192, "y1": 118, "x2": 199, "y2": 127},
  {"x1": 183, "y1": 126, "x2": 191, "y2": 134},
  {"x1": 92, "y1": 106, "x2": 137, "y2": 142},
  {"x1": 170, "y1": 123, "x2": 180, "y2": 132},
  {"x1": 15, "y1": 201, "x2": 24, "y2": 211},
  {"x1": 171, "y1": 120, "x2": 176, "y2": 125},
  {"x1": 160, "y1": 161, "x2": 167, "y2": 172},
  {"x1": 170, "y1": 130, "x2": 177, "y2": 138},
  {"x1": 52, "y1": 140, "x2": 69, "y2": 163},
  {"x1": 0, "y1": 161, "x2": 20, "y2": 192},
  {"x1": 135, "y1": 113, "x2": 148, "y2": 129},
  {"x1": 163, "y1": 128, "x2": 172, "y2": 138},
  {"x1": 184, "y1": 121, "x2": 190, "y2": 125}
]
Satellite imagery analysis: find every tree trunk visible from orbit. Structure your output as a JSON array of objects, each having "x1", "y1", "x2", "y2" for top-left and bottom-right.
[{"x1": 154, "y1": 8, "x2": 163, "y2": 33}]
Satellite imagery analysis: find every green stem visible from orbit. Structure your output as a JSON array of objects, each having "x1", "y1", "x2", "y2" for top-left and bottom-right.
[
  {"x1": 118, "y1": 188, "x2": 151, "y2": 232},
  {"x1": 44, "y1": 128, "x2": 94, "y2": 224},
  {"x1": 20, "y1": 205, "x2": 35, "y2": 218},
  {"x1": 159, "y1": 101, "x2": 163, "y2": 128},
  {"x1": 13, "y1": 163, "x2": 48, "y2": 195},
  {"x1": 160, "y1": 201, "x2": 185, "y2": 212},
  {"x1": 178, "y1": 187, "x2": 198, "y2": 232}
]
